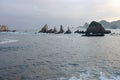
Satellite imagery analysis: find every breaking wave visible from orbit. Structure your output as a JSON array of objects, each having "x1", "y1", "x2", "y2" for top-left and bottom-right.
[
  {"x1": 53, "y1": 71, "x2": 120, "y2": 80},
  {"x1": 0, "y1": 39, "x2": 19, "y2": 44}
]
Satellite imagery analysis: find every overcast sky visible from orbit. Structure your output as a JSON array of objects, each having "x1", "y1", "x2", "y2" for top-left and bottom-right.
[{"x1": 0, "y1": 0, "x2": 120, "y2": 29}]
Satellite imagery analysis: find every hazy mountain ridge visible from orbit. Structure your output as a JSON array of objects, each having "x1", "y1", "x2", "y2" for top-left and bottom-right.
[
  {"x1": 82, "y1": 20, "x2": 120, "y2": 29},
  {"x1": 99, "y1": 20, "x2": 120, "y2": 29}
]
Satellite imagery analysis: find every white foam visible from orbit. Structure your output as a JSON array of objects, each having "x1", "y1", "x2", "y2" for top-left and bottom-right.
[
  {"x1": 0, "y1": 39, "x2": 19, "y2": 44},
  {"x1": 58, "y1": 72, "x2": 120, "y2": 80}
]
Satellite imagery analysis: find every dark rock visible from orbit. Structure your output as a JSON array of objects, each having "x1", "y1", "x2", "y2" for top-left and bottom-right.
[
  {"x1": 74, "y1": 30, "x2": 80, "y2": 33},
  {"x1": 79, "y1": 31, "x2": 86, "y2": 33},
  {"x1": 53, "y1": 27, "x2": 57, "y2": 33},
  {"x1": 39, "y1": 24, "x2": 48, "y2": 33},
  {"x1": 82, "y1": 33, "x2": 105, "y2": 37},
  {"x1": 82, "y1": 21, "x2": 111, "y2": 36},
  {"x1": 11, "y1": 30, "x2": 16, "y2": 32},
  {"x1": 57, "y1": 25, "x2": 64, "y2": 34},
  {"x1": 47, "y1": 29, "x2": 54, "y2": 33},
  {"x1": 47, "y1": 27, "x2": 57, "y2": 33},
  {"x1": 86, "y1": 21, "x2": 106, "y2": 34},
  {"x1": 64, "y1": 27, "x2": 72, "y2": 34},
  {"x1": 74, "y1": 30, "x2": 85, "y2": 34},
  {"x1": 85, "y1": 21, "x2": 111, "y2": 36}
]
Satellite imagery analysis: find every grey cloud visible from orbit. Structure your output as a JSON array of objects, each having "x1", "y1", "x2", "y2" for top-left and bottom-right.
[{"x1": 0, "y1": 0, "x2": 120, "y2": 29}]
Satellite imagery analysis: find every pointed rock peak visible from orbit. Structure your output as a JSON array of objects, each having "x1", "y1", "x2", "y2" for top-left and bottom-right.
[
  {"x1": 68, "y1": 27, "x2": 70, "y2": 30},
  {"x1": 53, "y1": 26, "x2": 57, "y2": 33},
  {"x1": 64, "y1": 27, "x2": 72, "y2": 34},
  {"x1": 60, "y1": 25, "x2": 64, "y2": 31},
  {"x1": 83, "y1": 22, "x2": 89, "y2": 28},
  {"x1": 44, "y1": 24, "x2": 48, "y2": 28},
  {"x1": 39, "y1": 24, "x2": 48, "y2": 33},
  {"x1": 57, "y1": 25, "x2": 64, "y2": 34}
]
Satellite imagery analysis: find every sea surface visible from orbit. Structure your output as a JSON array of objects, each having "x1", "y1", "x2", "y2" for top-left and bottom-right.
[{"x1": 0, "y1": 29, "x2": 120, "y2": 80}]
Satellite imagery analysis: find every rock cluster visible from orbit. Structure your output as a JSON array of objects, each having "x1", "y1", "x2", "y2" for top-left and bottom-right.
[
  {"x1": 39, "y1": 24, "x2": 72, "y2": 34},
  {"x1": 39, "y1": 24, "x2": 57, "y2": 33}
]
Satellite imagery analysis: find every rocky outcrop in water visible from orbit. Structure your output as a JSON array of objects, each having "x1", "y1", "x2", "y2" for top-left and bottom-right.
[
  {"x1": 57, "y1": 25, "x2": 64, "y2": 34},
  {"x1": 47, "y1": 27, "x2": 57, "y2": 33},
  {"x1": 64, "y1": 27, "x2": 72, "y2": 34},
  {"x1": 0, "y1": 25, "x2": 9, "y2": 32},
  {"x1": 86, "y1": 21, "x2": 106, "y2": 34},
  {"x1": 84, "y1": 21, "x2": 111, "y2": 36},
  {"x1": 39, "y1": 24, "x2": 48, "y2": 33},
  {"x1": 39, "y1": 24, "x2": 57, "y2": 33},
  {"x1": 53, "y1": 27, "x2": 57, "y2": 33}
]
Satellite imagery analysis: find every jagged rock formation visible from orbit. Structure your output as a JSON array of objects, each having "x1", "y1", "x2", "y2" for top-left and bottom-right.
[
  {"x1": 39, "y1": 24, "x2": 58, "y2": 33},
  {"x1": 47, "y1": 27, "x2": 57, "y2": 33},
  {"x1": 0, "y1": 25, "x2": 9, "y2": 32},
  {"x1": 83, "y1": 22, "x2": 89, "y2": 28},
  {"x1": 64, "y1": 27, "x2": 72, "y2": 34},
  {"x1": 57, "y1": 25, "x2": 64, "y2": 34},
  {"x1": 84, "y1": 21, "x2": 111, "y2": 36},
  {"x1": 39, "y1": 24, "x2": 48, "y2": 33}
]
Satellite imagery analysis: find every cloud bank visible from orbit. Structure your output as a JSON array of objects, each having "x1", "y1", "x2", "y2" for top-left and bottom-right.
[{"x1": 0, "y1": 0, "x2": 120, "y2": 29}]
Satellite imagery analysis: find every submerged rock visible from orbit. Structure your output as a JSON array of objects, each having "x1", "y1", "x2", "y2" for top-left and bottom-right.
[
  {"x1": 57, "y1": 25, "x2": 64, "y2": 34},
  {"x1": 0, "y1": 25, "x2": 9, "y2": 32},
  {"x1": 64, "y1": 27, "x2": 72, "y2": 34}
]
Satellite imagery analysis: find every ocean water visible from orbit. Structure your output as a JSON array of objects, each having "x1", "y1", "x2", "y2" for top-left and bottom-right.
[{"x1": 0, "y1": 29, "x2": 120, "y2": 80}]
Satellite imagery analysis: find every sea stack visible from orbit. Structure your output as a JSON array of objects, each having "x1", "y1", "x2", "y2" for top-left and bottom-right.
[
  {"x1": 84, "y1": 21, "x2": 110, "y2": 36},
  {"x1": 64, "y1": 27, "x2": 72, "y2": 34},
  {"x1": 39, "y1": 24, "x2": 48, "y2": 33},
  {"x1": 53, "y1": 27, "x2": 57, "y2": 33},
  {"x1": 0, "y1": 25, "x2": 9, "y2": 32},
  {"x1": 57, "y1": 25, "x2": 64, "y2": 34}
]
